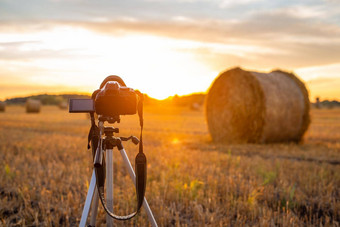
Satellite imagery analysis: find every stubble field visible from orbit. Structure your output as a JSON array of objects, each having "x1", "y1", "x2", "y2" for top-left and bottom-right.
[{"x1": 0, "y1": 105, "x2": 339, "y2": 226}]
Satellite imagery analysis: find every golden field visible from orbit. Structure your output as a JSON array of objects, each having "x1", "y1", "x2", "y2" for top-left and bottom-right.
[{"x1": 0, "y1": 105, "x2": 339, "y2": 226}]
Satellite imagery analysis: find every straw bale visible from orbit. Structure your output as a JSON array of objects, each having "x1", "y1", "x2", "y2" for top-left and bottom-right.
[
  {"x1": 59, "y1": 101, "x2": 68, "y2": 110},
  {"x1": 26, "y1": 99, "x2": 41, "y2": 113},
  {"x1": 0, "y1": 101, "x2": 5, "y2": 112},
  {"x1": 206, "y1": 67, "x2": 310, "y2": 143}
]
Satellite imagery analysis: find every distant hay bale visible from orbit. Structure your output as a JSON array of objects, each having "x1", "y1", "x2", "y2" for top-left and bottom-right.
[
  {"x1": 26, "y1": 99, "x2": 41, "y2": 113},
  {"x1": 0, "y1": 101, "x2": 5, "y2": 112},
  {"x1": 190, "y1": 102, "x2": 201, "y2": 111},
  {"x1": 206, "y1": 67, "x2": 310, "y2": 143},
  {"x1": 59, "y1": 101, "x2": 68, "y2": 110}
]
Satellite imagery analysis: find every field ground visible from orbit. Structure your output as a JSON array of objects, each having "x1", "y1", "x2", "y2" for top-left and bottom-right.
[{"x1": 0, "y1": 106, "x2": 339, "y2": 226}]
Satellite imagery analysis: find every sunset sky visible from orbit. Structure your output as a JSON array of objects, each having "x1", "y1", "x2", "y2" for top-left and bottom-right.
[{"x1": 0, "y1": 0, "x2": 339, "y2": 100}]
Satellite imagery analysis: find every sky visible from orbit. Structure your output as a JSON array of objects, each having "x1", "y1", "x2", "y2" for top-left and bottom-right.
[{"x1": 0, "y1": 0, "x2": 339, "y2": 100}]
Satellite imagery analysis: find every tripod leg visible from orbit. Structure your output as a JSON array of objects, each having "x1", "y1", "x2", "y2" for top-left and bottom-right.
[
  {"x1": 80, "y1": 170, "x2": 97, "y2": 227},
  {"x1": 106, "y1": 149, "x2": 114, "y2": 227},
  {"x1": 89, "y1": 187, "x2": 99, "y2": 226},
  {"x1": 119, "y1": 148, "x2": 158, "y2": 227}
]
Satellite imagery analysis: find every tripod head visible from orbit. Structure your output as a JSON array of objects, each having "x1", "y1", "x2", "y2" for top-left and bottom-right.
[{"x1": 103, "y1": 126, "x2": 119, "y2": 135}]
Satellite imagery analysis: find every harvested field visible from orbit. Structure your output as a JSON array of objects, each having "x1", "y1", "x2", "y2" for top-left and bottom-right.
[{"x1": 0, "y1": 106, "x2": 339, "y2": 226}]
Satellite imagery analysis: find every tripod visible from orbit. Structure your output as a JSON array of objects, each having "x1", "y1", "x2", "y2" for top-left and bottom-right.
[{"x1": 79, "y1": 123, "x2": 157, "y2": 227}]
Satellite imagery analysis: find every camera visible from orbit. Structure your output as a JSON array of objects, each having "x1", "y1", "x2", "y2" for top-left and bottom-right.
[
  {"x1": 69, "y1": 76, "x2": 140, "y2": 117},
  {"x1": 95, "y1": 81, "x2": 138, "y2": 116},
  {"x1": 69, "y1": 76, "x2": 152, "y2": 223}
]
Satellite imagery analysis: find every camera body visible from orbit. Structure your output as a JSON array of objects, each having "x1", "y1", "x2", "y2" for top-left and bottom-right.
[
  {"x1": 95, "y1": 81, "x2": 138, "y2": 116},
  {"x1": 69, "y1": 76, "x2": 139, "y2": 117}
]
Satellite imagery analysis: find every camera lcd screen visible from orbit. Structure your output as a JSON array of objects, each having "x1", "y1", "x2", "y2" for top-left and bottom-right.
[{"x1": 69, "y1": 99, "x2": 95, "y2": 113}]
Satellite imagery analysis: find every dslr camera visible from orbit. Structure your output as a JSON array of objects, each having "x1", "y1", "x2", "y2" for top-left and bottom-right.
[
  {"x1": 69, "y1": 76, "x2": 141, "y2": 118},
  {"x1": 69, "y1": 76, "x2": 149, "y2": 222}
]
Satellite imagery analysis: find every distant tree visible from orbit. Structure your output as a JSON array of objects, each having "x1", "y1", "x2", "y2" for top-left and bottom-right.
[{"x1": 315, "y1": 97, "x2": 320, "y2": 109}]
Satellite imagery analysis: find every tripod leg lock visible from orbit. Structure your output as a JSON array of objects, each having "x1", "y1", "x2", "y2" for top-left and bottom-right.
[
  {"x1": 116, "y1": 138, "x2": 123, "y2": 150},
  {"x1": 93, "y1": 146, "x2": 103, "y2": 168},
  {"x1": 93, "y1": 146, "x2": 106, "y2": 189}
]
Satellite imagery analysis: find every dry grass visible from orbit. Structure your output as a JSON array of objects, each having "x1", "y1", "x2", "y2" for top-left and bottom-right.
[{"x1": 0, "y1": 106, "x2": 339, "y2": 226}]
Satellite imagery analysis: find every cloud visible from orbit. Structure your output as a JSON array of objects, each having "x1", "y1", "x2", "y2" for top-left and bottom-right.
[
  {"x1": 296, "y1": 63, "x2": 340, "y2": 79},
  {"x1": 0, "y1": 41, "x2": 79, "y2": 61},
  {"x1": 0, "y1": 41, "x2": 40, "y2": 47},
  {"x1": 217, "y1": 0, "x2": 263, "y2": 8},
  {"x1": 1, "y1": 6, "x2": 339, "y2": 43},
  {"x1": 0, "y1": 83, "x2": 89, "y2": 100},
  {"x1": 0, "y1": 5, "x2": 340, "y2": 74},
  {"x1": 57, "y1": 11, "x2": 340, "y2": 68},
  {"x1": 284, "y1": 5, "x2": 327, "y2": 19},
  {"x1": 306, "y1": 77, "x2": 338, "y2": 85},
  {"x1": 72, "y1": 10, "x2": 340, "y2": 44},
  {"x1": 1, "y1": 8, "x2": 340, "y2": 70}
]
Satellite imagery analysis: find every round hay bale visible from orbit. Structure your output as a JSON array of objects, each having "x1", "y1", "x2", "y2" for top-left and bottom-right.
[
  {"x1": 0, "y1": 101, "x2": 5, "y2": 112},
  {"x1": 206, "y1": 67, "x2": 310, "y2": 143},
  {"x1": 59, "y1": 101, "x2": 68, "y2": 110},
  {"x1": 26, "y1": 99, "x2": 41, "y2": 113}
]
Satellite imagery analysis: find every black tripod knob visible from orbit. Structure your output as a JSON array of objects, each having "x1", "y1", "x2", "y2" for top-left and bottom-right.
[{"x1": 120, "y1": 136, "x2": 139, "y2": 145}]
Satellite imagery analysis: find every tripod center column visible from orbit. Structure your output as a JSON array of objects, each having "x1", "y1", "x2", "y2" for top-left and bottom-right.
[
  {"x1": 106, "y1": 147, "x2": 113, "y2": 226},
  {"x1": 104, "y1": 129, "x2": 115, "y2": 227}
]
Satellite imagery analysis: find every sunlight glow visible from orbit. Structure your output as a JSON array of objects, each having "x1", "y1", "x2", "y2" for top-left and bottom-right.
[
  {"x1": 171, "y1": 138, "x2": 180, "y2": 144},
  {"x1": 0, "y1": 24, "x2": 339, "y2": 100},
  {"x1": 0, "y1": 27, "x2": 218, "y2": 99}
]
